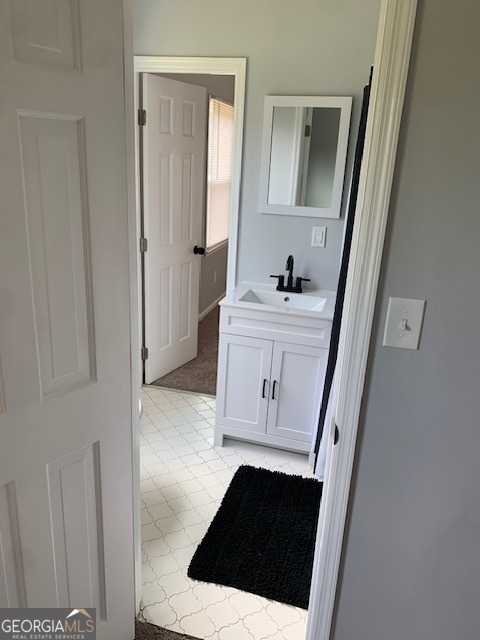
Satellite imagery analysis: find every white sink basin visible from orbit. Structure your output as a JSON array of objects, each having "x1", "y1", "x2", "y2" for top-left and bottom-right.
[
  {"x1": 238, "y1": 288, "x2": 327, "y2": 312},
  {"x1": 219, "y1": 283, "x2": 335, "y2": 346}
]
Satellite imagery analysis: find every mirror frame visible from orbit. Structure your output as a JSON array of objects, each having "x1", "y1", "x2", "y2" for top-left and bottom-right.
[{"x1": 259, "y1": 95, "x2": 352, "y2": 218}]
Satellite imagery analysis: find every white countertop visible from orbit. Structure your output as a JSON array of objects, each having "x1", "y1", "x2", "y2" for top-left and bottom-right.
[{"x1": 219, "y1": 281, "x2": 336, "y2": 321}]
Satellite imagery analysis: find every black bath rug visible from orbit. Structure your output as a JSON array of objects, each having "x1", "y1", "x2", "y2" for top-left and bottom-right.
[{"x1": 187, "y1": 465, "x2": 322, "y2": 609}]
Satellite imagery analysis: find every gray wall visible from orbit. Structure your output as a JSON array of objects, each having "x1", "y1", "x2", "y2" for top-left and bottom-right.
[
  {"x1": 198, "y1": 244, "x2": 229, "y2": 315},
  {"x1": 134, "y1": 0, "x2": 381, "y2": 291},
  {"x1": 333, "y1": 2, "x2": 480, "y2": 639}
]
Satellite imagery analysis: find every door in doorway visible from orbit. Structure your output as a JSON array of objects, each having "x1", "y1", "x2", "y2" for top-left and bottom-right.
[
  {"x1": 0, "y1": 1, "x2": 134, "y2": 637},
  {"x1": 142, "y1": 74, "x2": 206, "y2": 383}
]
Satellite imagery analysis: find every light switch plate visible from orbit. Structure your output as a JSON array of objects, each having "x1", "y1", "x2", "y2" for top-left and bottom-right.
[{"x1": 383, "y1": 297, "x2": 426, "y2": 349}]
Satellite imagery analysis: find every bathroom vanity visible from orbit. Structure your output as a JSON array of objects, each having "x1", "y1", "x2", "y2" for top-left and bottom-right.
[{"x1": 214, "y1": 282, "x2": 335, "y2": 455}]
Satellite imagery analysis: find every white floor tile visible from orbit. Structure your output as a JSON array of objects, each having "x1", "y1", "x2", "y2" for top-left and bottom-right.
[
  {"x1": 141, "y1": 522, "x2": 163, "y2": 543},
  {"x1": 142, "y1": 580, "x2": 168, "y2": 605},
  {"x1": 159, "y1": 570, "x2": 192, "y2": 598},
  {"x1": 265, "y1": 601, "x2": 303, "y2": 627},
  {"x1": 141, "y1": 490, "x2": 167, "y2": 509},
  {"x1": 141, "y1": 562, "x2": 157, "y2": 585},
  {"x1": 168, "y1": 590, "x2": 203, "y2": 619},
  {"x1": 179, "y1": 611, "x2": 216, "y2": 638},
  {"x1": 141, "y1": 509, "x2": 153, "y2": 526},
  {"x1": 282, "y1": 618, "x2": 308, "y2": 640},
  {"x1": 149, "y1": 554, "x2": 181, "y2": 579},
  {"x1": 217, "y1": 621, "x2": 255, "y2": 640},
  {"x1": 140, "y1": 387, "x2": 310, "y2": 640},
  {"x1": 192, "y1": 582, "x2": 227, "y2": 608},
  {"x1": 163, "y1": 529, "x2": 194, "y2": 552},
  {"x1": 153, "y1": 514, "x2": 183, "y2": 535},
  {"x1": 194, "y1": 502, "x2": 219, "y2": 523},
  {"x1": 143, "y1": 430, "x2": 166, "y2": 444},
  {"x1": 164, "y1": 495, "x2": 192, "y2": 514},
  {"x1": 174, "y1": 508, "x2": 203, "y2": 528},
  {"x1": 144, "y1": 461, "x2": 171, "y2": 478},
  {"x1": 171, "y1": 543, "x2": 197, "y2": 569},
  {"x1": 229, "y1": 591, "x2": 264, "y2": 617},
  {"x1": 162, "y1": 458, "x2": 188, "y2": 473},
  {"x1": 243, "y1": 610, "x2": 279, "y2": 638},
  {"x1": 142, "y1": 538, "x2": 171, "y2": 560},
  {"x1": 205, "y1": 599, "x2": 240, "y2": 628},
  {"x1": 143, "y1": 601, "x2": 177, "y2": 628}
]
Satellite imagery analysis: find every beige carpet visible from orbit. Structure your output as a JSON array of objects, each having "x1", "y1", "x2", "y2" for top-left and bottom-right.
[{"x1": 152, "y1": 306, "x2": 219, "y2": 396}]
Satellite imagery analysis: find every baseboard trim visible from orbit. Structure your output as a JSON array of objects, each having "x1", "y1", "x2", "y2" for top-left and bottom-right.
[{"x1": 198, "y1": 293, "x2": 225, "y2": 322}]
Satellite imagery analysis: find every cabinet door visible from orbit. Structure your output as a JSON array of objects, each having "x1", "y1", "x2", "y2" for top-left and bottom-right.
[
  {"x1": 266, "y1": 342, "x2": 328, "y2": 443},
  {"x1": 216, "y1": 334, "x2": 273, "y2": 432}
]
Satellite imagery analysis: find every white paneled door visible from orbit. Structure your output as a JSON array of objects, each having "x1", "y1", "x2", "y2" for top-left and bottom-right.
[
  {"x1": 0, "y1": 1, "x2": 135, "y2": 638},
  {"x1": 142, "y1": 74, "x2": 206, "y2": 383}
]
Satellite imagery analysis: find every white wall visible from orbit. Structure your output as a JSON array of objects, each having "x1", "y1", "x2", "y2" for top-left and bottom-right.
[
  {"x1": 332, "y1": 1, "x2": 480, "y2": 638},
  {"x1": 134, "y1": 0, "x2": 381, "y2": 291}
]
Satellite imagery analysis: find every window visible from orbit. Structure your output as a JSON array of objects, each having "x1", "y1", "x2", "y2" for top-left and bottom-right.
[{"x1": 206, "y1": 97, "x2": 234, "y2": 251}]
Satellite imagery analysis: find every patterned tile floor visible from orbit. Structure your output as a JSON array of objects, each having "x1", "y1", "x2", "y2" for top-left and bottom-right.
[{"x1": 140, "y1": 385, "x2": 314, "y2": 640}]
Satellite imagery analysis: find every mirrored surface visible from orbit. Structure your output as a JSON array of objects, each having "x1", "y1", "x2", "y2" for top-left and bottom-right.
[
  {"x1": 268, "y1": 106, "x2": 341, "y2": 208},
  {"x1": 259, "y1": 96, "x2": 352, "y2": 218}
]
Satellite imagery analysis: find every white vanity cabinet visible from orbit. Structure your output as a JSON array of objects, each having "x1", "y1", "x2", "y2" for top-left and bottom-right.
[
  {"x1": 216, "y1": 334, "x2": 328, "y2": 449},
  {"x1": 215, "y1": 334, "x2": 272, "y2": 437},
  {"x1": 214, "y1": 283, "x2": 334, "y2": 454},
  {"x1": 266, "y1": 340, "x2": 328, "y2": 443}
]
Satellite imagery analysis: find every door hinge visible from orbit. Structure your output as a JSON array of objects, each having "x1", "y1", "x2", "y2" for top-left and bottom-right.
[
  {"x1": 138, "y1": 109, "x2": 147, "y2": 126},
  {"x1": 305, "y1": 124, "x2": 311, "y2": 137},
  {"x1": 139, "y1": 237, "x2": 148, "y2": 252},
  {"x1": 141, "y1": 347, "x2": 149, "y2": 361}
]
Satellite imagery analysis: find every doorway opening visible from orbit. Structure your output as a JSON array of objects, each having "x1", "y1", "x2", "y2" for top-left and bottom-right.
[
  {"x1": 135, "y1": 57, "x2": 246, "y2": 395},
  {"x1": 145, "y1": 89, "x2": 232, "y2": 396},
  {"x1": 140, "y1": 73, "x2": 236, "y2": 395},
  {"x1": 132, "y1": 4, "x2": 417, "y2": 632},
  {"x1": 135, "y1": 58, "x2": 322, "y2": 639},
  {"x1": 134, "y1": 52, "x2": 354, "y2": 640}
]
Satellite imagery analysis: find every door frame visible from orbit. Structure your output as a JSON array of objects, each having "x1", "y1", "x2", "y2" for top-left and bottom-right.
[
  {"x1": 133, "y1": 56, "x2": 247, "y2": 294},
  {"x1": 126, "y1": 0, "x2": 417, "y2": 636}
]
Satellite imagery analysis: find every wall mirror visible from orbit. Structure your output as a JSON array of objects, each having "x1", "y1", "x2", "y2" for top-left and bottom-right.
[{"x1": 259, "y1": 95, "x2": 352, "y2": 218}]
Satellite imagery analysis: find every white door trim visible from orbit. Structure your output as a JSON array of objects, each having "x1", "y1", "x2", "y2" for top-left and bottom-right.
[
  {"x1": 306, "y1": 1, "x2": 418, "y2": 639},
  {"x1": 133, "y1": 56, "x2": 246, "y2": 294}
]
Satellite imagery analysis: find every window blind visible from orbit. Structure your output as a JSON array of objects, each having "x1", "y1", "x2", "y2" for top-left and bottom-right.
[{"x1": 206, "y1": 97, "x2": 234, "y2": 251}]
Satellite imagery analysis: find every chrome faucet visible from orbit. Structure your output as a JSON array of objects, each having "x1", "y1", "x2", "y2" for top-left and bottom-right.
[{"x1": 270, "y1": 255, "x2": 311, "y2": 293}]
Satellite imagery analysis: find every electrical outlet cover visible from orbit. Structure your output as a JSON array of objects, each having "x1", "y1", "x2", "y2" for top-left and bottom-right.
[{"x1": 312, "y1": 226, "x2": 326, "y2": 248}]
